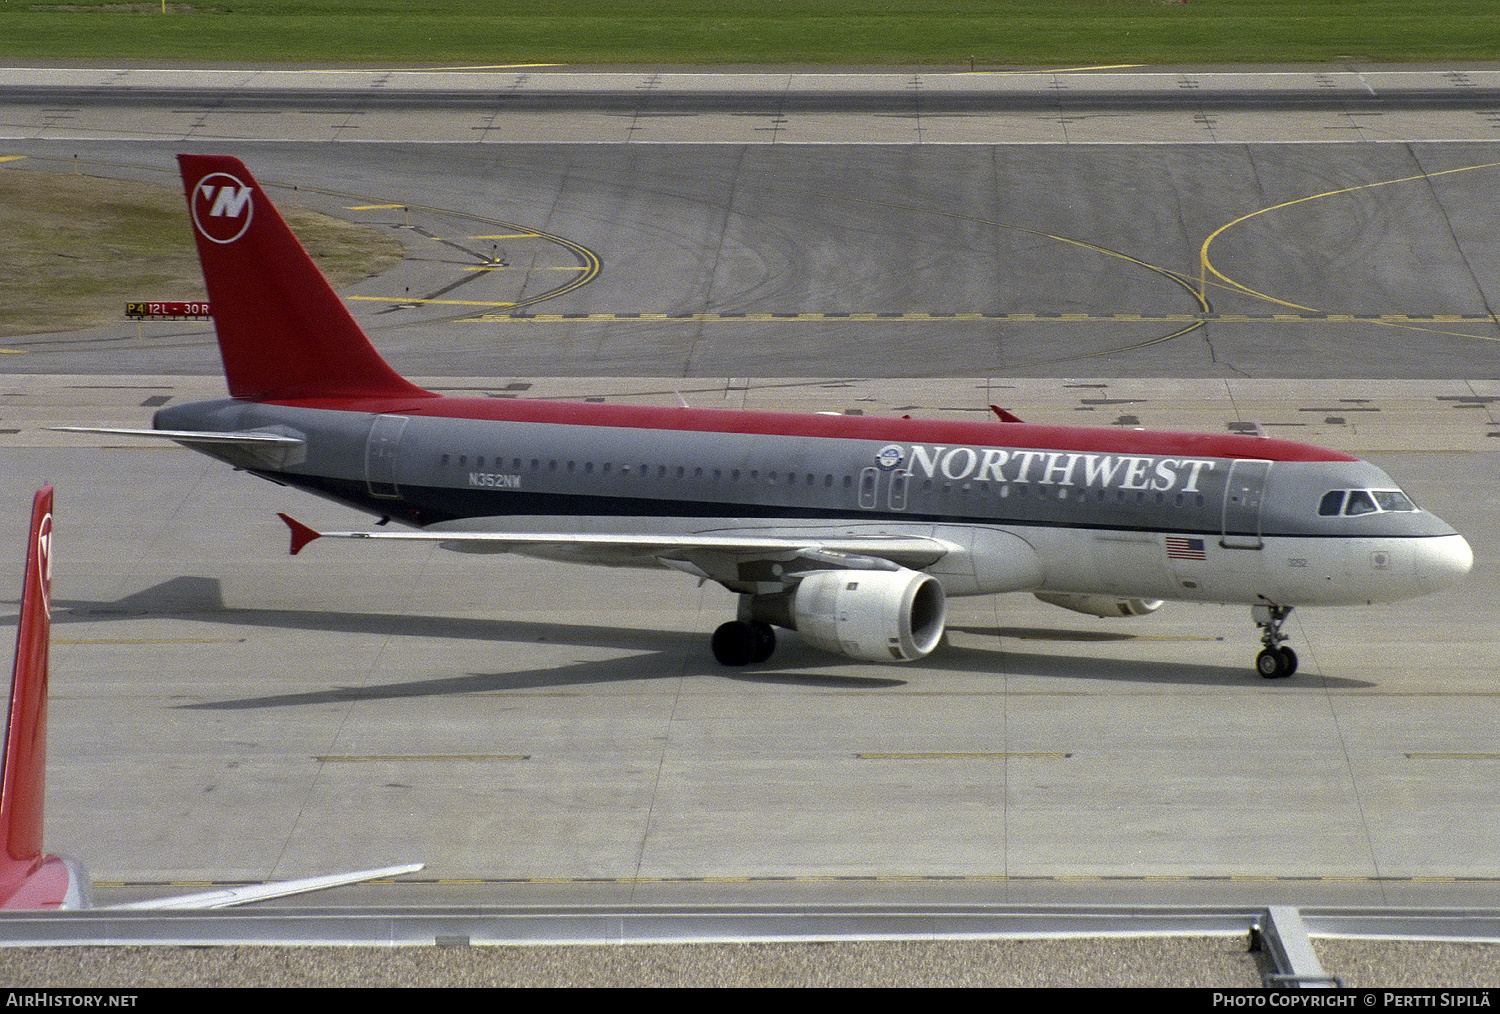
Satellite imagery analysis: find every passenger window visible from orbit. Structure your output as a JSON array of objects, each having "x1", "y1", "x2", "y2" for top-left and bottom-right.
[
  {"x1": 1344, "y1": 490, "x2": 1378, "y2": 515},
  {"x1": 1319, "y1": 491, "x2": 1346, "y2": 516}
]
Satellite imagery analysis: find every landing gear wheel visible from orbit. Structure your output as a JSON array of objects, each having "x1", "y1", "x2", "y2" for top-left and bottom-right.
[
  {"x1": 748, "y1": 621, "x2": 777, "y2": 664},
  {"x1": 1256, "y1": 647, "x2": 1297, "y2": 679},
  {"x1": 1277, "y1": 646, "x2": 1298, "y2": 677},
  {"x1": 1252, "y1": 602, "x2": 1298, "y2": 679},
  {"x1": 711, "y1": 621, "x2": 776, "y2": 666}
]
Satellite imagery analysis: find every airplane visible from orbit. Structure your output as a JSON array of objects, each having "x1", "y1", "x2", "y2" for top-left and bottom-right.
[
  {"x1": 2, "y1": 485, "x2": 423, "y2": 909},
  {"x1": 61, "y1": 154, "x2": 1472, "y2": 680}
]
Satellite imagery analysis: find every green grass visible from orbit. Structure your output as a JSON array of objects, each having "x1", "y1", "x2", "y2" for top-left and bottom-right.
[
  {"x1": 0, "y1": 168, "x2": 401, "y2": 336},
  {"x1": 1, "y1": 1, "x2": 1497, "y2": 67}
]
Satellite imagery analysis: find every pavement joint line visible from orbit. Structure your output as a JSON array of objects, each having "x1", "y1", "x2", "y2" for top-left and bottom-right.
[
  {"x1": 452, "y1": 310, "x2": 1500, "y2": 323},
  {"x1": 89, "y1": 874, "x2": 1500, "y2": 889}
]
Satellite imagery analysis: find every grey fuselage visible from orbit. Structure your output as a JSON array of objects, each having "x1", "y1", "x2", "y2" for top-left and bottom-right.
[{"x1": 155, "y1": 397, "x2": 1469, "y2": 609}]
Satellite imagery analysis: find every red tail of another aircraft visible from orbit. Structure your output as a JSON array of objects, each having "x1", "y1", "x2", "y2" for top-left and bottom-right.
[
  {"x1": 0, "y1": 487, "x2": 88, "y2": 909},
  {"x1": 177, "y1": 154, "x2": 435, "y2": 404}
]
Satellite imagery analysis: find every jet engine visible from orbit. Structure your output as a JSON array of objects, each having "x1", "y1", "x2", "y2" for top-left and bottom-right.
[
  {"x1": 791, "y1": 568, "x2": 947, "y2": 661},
  {"x1": 730, "y1": 567, "x2": 947, "y2": 663},
  {"x1": 1034, "y1": 592, "x2": 1163, "y2": 618}
]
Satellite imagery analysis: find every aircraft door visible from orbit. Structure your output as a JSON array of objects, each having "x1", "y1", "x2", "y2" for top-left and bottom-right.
[
  {"x1": 365, "y1": 414, "x2": 408, "y2": 499},
  {"x1": 1221, "y1": 459, "x2": 1270, "y2": 549},
  {"x1": 888, "y1": 469, "x2": 909, "y2": 511},
  {"x1": 857, "y1": 467, "x2": 910, "y2": 512}
]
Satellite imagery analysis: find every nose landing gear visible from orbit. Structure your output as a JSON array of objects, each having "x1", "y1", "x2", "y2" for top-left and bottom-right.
[{"x1": 1253, "y1": 602, "x2": 1298, "y2": 678}]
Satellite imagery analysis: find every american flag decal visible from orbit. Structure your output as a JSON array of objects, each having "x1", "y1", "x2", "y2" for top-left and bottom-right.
[{"x1": 1166, "y1": 536, "x2": 1207, "y2": 560}]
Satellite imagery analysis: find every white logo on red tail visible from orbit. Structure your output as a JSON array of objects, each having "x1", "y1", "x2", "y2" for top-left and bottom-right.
[
  {"x1": 191, "y1": 172, "x2": 254, "y2": 244},
  {"x1": 35, "y1": 511, "x2": 51, "y2": 619}
]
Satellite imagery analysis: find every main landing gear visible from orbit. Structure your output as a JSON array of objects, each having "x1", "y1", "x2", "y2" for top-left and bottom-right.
[
  {"x1": 1252, "y1": 602, "x2": 1298, "y2": 679},
  {"x1": 711, "y1": 620, "x2": 777, "y2": 666}
]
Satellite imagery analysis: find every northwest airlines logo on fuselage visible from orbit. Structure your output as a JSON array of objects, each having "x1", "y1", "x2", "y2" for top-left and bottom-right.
[
  {"x1": 191, "y1": 172, "x2": 254, "y2": 244},
  {"x1": 890, "y1": 443, "x2": 1219, "y2": 494}
]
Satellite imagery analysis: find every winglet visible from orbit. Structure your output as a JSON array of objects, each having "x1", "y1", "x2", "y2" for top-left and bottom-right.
[
  {"x1": 990, "y1": 405, "x2": 1025, "y2": 423},
  {"x1": 278, "y1": 513, "x2": 322, "y2": 556}
]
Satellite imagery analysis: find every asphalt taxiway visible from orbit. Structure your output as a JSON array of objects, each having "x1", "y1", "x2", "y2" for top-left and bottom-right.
[
  {"x1": 5, "y1": 376, "x2": 1497, "y2": 914},
  {"x1": 1, "y1": 69, "x2": 1498, "y2": 920},
  {"x1": 4, "y1": 138, "x2": 1500, "y2": 379}
]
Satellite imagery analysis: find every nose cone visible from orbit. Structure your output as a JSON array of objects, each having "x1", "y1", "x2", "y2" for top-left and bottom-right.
[{"x1": 1416, "y1": 533, "x2": 1473, "y2": 592}]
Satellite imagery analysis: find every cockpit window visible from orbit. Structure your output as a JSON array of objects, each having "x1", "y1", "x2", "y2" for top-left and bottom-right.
[
  {"x1": 1372, "y1": 489, "x2": 1417, "y2": 512},
  {"x1": 1320, "y1": 488, "x2": 1420, "y2": 517}
]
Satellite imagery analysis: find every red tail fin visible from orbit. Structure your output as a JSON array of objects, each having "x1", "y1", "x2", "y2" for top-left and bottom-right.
[
  {"x1": 0, "y1": 488, "x2": 53, "y2": 896},
  {"x1": 0, "y1": 488, "x2": 90, "y2": 910},
  {"x1": 177, "y1": 154, "x2": 434, "y2": 403}
]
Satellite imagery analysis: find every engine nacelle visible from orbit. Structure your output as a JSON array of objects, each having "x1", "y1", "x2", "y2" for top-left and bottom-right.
[
  {"x1": 1034, "y1": 592, "x2": 1164, "y2": 618},
  {"x1": 758, "y1": 568, "x2": 946, "y2": 662}
]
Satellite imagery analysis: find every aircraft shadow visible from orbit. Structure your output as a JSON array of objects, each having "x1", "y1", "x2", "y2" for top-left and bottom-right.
[
  {"x1": 945, "y1": 625, "x2": 1375, "y2": 689},
  {"x1": 14, "y1": 576, "x2": 1374, "y2": 707},
  {"x1": 32, "y1": 577, "x2": 906, "y2": 707}
]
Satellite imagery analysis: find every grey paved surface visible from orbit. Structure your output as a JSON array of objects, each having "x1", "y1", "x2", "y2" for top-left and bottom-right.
[
  {"x1": 4, "y1": 377, "x2": 1495, "y2": 909},
  {"x1": 1, "y1": 66, "x2": 1498, "y2": 985},
  {"x1": 3, "y1": 139, "x2": 1498, "y2": 378}
]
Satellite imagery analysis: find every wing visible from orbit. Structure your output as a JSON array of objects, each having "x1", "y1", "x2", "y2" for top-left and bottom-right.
[
  {"x1": 103, "y1": 863, "x2": 426, "y2": 911},
  {"x1": 279, "y1": 515, "x2": 957, "y2": 593}
]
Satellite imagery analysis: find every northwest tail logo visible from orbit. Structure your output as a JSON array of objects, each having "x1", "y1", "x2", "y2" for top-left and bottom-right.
[
  {"x1": 191, "y1": 172, "x2": 254, "y2": 244},
  {"x1": 34, "y1": 509, "x2": 51, "y2": 619}
]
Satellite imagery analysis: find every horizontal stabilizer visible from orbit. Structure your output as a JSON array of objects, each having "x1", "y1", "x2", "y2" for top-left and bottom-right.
[
  {"x1": 103, "y1": 862, "x2": 425, "y2": 910},
  {"x1": 55, "y1": 426, "x2": 306, "y2": 469},
  {"x1": 52, "y1": 426, "x2": 303, "y2": 448}
]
